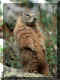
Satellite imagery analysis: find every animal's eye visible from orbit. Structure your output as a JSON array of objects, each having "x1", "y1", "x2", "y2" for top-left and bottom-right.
[{"x1": 26, "y1": 14, "x2": 30, "y2": 16}]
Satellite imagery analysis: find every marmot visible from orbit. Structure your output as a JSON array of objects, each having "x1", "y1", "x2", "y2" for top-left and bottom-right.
[{"x1": 13, "y1": 11, "x2": 49, "y2": 75}]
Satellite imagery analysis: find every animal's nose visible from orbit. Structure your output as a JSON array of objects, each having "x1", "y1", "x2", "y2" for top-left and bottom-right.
[{"x1": 34, "y1": 17, "x2": 36, "y2": 21}]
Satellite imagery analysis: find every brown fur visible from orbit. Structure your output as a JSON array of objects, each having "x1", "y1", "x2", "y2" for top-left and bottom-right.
[{"x1": 14, "y1": 15, "x2": 49, "y2": 75}]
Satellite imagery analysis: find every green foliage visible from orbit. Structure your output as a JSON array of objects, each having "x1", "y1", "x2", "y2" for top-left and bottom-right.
[
  {"x1": 0, "y1": 3, "x2": 2, "y2": 16},
  {"x1": 0, "y1": 9, "x2": 2, "y2": 16},
  {"x1": 22, "y1": 0, "x2": 34, "y2": 8},
  {"x1": 46, "y1": 0, "x2": 52, "y2": 1},
  {"x1": 0, "y1": 3, "x2": 3, "y2": 26},
  {"x1": 12, "y1": 0, "x2": 34, "y2": 8},
  {"x1": 41, "y1": 16, "x2": 48, "y2": 25},
  {"x1": 45, "y1": 34, "x2": 57, "y2": 74},
  {"x1": 0, "y1": 47, "x2": 3, "y2": 52},
  {"x1": 4, "y1": 39, "x2": 23, "y2": 69},
  {"x1": 0, "y1": 22, "x2": 3, "y2": 26},
  {"x1": 40, "y1": 9, "x2": 53, "y2": 27}
]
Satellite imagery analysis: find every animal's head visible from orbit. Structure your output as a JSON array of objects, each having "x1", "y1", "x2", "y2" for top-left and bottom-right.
[{"x1": 22, "y1": 11, "x2": 37, "y2": 26}]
